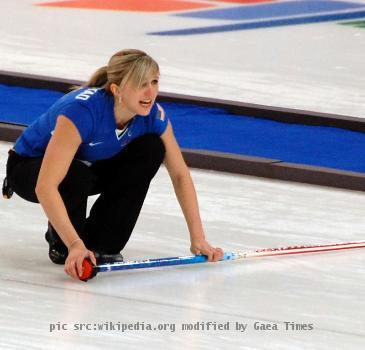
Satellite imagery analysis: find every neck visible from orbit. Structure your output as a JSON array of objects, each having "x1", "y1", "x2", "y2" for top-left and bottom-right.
[{"x1": 114, "y1": 100, "x2": 135, "y2": 128}]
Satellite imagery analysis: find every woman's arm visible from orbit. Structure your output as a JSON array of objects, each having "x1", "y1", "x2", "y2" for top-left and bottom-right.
[
  {"x1": 35, "y1": 115, "x2": 96, "y2": 279},
  {"x1": 160, "y1": 121, "x2": 223, "y2": 262}
]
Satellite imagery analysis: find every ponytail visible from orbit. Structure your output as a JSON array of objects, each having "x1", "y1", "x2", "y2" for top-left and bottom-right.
[{"x1": 84, "y1": 65, "x2": 108, "y2": 88}]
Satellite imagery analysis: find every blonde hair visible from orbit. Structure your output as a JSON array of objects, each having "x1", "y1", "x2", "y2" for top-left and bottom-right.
[{"x1": 84, "y1": 49, "x2": 159, "y2": 92}]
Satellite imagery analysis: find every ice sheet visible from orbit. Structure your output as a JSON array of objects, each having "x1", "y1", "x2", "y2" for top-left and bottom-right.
[
  {"x1": 0, "y1": 0, "x2": 364, "y2": 117},
  {"x1": 0, "y1": 141, "x2": 364, "y2": 349},
  {"x1": 1, "y1": 1, "x2": 365, "y2": 348}
]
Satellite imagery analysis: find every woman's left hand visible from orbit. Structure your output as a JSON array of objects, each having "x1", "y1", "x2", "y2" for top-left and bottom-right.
[{"x1": 190, "y1": 239, "x2": 224, "y2": 262}]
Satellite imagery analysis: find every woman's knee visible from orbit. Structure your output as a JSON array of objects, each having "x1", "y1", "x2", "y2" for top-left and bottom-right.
[
  {"x1": 129, "y1": 134, "x2": 166, "y2": 177},
  {"x1": 130, "y1": 134, "x2": 165, "y2": 163}
]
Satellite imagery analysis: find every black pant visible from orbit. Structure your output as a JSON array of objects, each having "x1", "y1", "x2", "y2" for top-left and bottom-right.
[{"x1": 6, "y1": 134, "x2": 165, "y2": 254}]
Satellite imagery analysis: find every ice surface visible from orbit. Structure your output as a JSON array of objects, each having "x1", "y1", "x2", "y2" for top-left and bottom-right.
[
  {"x1": 0, "y1": 141, "x2": 364, "y2": 349},
  {"x1": 1, "y1": 1, "x2": 365, "y2": 348},
  {"x1": 0, "y1": 0, "x2": 364, "y2": 117}
]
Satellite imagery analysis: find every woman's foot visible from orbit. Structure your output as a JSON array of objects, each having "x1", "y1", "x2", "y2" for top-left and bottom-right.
[
  {"x1": 94, "y1": 252, "x2": 123, "y2": 265},
  {"x1": 45, "y1": 225, "x2": 68, "y2": 264}
]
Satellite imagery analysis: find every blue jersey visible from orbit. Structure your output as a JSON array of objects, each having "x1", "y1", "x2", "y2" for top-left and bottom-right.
[{"x1": 14, "y1": 87, "x2": 169, "y2": 163}]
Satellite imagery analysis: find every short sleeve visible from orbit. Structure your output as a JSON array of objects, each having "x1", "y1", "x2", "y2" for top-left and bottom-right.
[
  {"x1": 151, "y1": 103, "x2": 169, "y2": 136},
  {"x1": 58, "y1": 103, "x2": 94, "y2": 142}
]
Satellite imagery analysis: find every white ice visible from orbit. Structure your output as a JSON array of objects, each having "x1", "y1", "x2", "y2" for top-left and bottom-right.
[
  {"x1": 0, "y1": 1, "x2": 365, "y2": 349},
  {"x1": 0, "y1": 0, "x2": 364, "y2": 117},
  {"x1": 1, "y1": 139, "x2": 365, "y2": 349}
]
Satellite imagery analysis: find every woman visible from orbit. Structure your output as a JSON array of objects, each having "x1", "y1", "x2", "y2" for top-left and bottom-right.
[{"x1": 5, "y1": 49, "x2": 224, "y2": 280}]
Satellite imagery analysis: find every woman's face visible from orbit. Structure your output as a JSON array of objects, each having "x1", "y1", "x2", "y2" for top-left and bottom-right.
[{"x1": 120, "y1": 72, "x2": 160, "y2": 117}]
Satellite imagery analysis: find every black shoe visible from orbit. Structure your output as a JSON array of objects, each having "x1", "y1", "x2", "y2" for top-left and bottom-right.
[
  {"x1": 2, "y1": 177, "x2": 13, "y2": 199},
  {"x1": 45, "y1": 225, "x2": 68, "y2": 265},
  {"x1": 94, "y1": 252, "x2": 124, "y2": 265}
]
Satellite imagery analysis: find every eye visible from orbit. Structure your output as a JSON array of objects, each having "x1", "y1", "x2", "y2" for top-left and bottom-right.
[{"x1": 152, "y1": 79, "x2": 159, "y2": 85}]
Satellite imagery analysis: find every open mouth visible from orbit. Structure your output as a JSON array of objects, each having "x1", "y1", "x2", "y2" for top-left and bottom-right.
[{"x1": 139, "y1": 99, "x2": 152, "y2": 108}]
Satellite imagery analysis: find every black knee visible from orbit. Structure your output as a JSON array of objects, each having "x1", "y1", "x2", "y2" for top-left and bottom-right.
[
  {"x1": 133, "y1": 134, "x2": 165, "y2": 179},
  {"x1": 129, "y1": 134, "x2": 165, "y2": 162},
  {"x1": 117, "y1": 134, "x2": 165, "y2": 181}
]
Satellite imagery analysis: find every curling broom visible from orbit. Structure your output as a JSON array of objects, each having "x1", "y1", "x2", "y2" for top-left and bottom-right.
[{"x1": 80, "y1": 240, "x2": 365, "y2": 281}]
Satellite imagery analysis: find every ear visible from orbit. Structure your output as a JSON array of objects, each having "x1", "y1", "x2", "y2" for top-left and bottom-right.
[{"x1": 109, "y1": 83, "x2": 120, "y2": 97}]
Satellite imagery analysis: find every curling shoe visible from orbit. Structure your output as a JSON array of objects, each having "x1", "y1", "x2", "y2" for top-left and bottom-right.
[
  {"x1": 94, "y1": 251, "x2": 124, "y2": 265},
  {"x1": 45, "y1": 224, "x2": 68, "y2": 265}
]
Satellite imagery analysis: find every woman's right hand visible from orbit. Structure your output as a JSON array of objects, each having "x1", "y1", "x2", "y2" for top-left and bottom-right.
[{"x1": 64, "y1": 241, "x2": 97, "y2": 280}]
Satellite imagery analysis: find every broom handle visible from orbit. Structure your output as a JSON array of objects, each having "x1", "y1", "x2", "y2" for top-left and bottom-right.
[{"x1": 96, "y1": 240, "x2": 365, "y2": 273}]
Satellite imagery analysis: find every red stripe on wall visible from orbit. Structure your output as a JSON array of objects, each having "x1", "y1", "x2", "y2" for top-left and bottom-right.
[{"x1": 210, "y1": 0, "x2": 275, "y2": 3}]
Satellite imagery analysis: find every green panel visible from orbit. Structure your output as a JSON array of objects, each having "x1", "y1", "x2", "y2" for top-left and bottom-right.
[{"x1": 340, "y1": 19, "x2": 365, "y2": 28}]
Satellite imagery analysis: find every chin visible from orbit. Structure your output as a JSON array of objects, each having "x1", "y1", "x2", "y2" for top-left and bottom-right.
[{"x1": 138, "y1": 107, "x2": 153, "y2": 116}]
